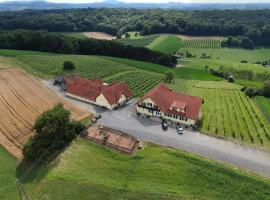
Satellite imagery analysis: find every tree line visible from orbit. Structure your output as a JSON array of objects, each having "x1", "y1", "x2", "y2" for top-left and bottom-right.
[
  {"x1": 0, "y1": 8, "x2": 270, "y2": 47},
  {"x1": 0, "y1": 30, "x2": 176, "y2": 67}
]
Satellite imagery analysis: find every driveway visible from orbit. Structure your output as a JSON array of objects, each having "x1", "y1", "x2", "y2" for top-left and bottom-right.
[{"x1": 44, "y1": 80, "x2": 270, "y2": 178}]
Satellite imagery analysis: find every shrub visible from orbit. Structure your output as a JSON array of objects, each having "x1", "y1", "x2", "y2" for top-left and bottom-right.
[
  {"x1": 261, "y1": 80, "x2": 270, "y2": 97},
  {"x1": 164, "y1": 70, "x2": 175, "y2": 83},
  {"x1": 244, "y1": 87, "x2": 257, "y2": 98},
  {"x1": 63, "y1": 61, "x2": 75, "y2": 70}
]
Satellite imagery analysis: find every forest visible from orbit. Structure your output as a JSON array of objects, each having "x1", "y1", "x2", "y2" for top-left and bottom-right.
[
  {"x1": 0, "y1": 8, "x2": 270, "y2": 46},
  {"x1": 0, "y1": 30, "x2": 176, "y2": 67}
]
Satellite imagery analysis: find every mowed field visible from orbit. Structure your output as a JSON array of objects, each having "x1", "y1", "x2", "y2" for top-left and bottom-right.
[
  {"x1": 2, "y1": 139, "x2": 270, "y2": 200},
  {"x1": 0, "y1": 69, "x2": 90, "y2": 158},
  {"x1": 147, "y1": 35, "x2": 183, "y2": 54}
]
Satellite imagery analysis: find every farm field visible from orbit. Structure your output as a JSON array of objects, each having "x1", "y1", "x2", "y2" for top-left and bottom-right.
[
  {"x1": 0, "y1": 69, "x2": 90, "y2": 158},
  {"x1": 104, "y1": 70, "x2": 165, "y2": 97},
  {"x1": 3, "y1": 139, "x2": 270, "y2": 200},
  {"x1": 182, "y1": 39, "x2": 222, "y2": 49},
  {"x1": 81, "y1": 32, "x2": 116, "y2": 40},
  {"x1": 255, "y1": 96, "x2": 270, "y2": 123},
  {"x1": 117, "y1": 35, "x2": 159, "y2": 47},
  {"x1": 169, "y1": 79, "x2": 270, "y2": 148},
  {"x1": 180, "y1": 47, "x2": 270, "y2": 63},
  {"x1": 16, "y1": 55, "x2": 137, "y2": 79},
  {"x1": 148, "y1": 35, "x2": 183, "y2": 54}
]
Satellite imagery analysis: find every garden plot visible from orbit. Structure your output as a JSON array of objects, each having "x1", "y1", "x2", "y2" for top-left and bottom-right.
[{"x1": 0, "y1": 69, "x2": 90, "y2": 158}]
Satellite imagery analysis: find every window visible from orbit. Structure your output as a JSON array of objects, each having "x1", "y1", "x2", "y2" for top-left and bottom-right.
[
  {"x1": 147, "y1": 102, "x2": 152, "y2": 107},
  {"x1": 156, "y1": 111, "x2": 161, "y2": 115}
]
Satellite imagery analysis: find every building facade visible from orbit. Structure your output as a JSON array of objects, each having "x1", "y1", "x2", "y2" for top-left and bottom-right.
[
  {"x1": 136, "y1": 84, "x2": 203, "y2": 126},
  {"x1": 65, "y1": 75, "x2": 132, "y2": 110}
]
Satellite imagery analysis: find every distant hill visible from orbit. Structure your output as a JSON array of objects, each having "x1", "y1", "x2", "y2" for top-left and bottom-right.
[{"x1": 1, "y1": 0, "x2": 270, "y2": 11}]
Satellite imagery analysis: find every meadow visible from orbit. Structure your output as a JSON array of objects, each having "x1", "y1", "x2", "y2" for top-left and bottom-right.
[
  {"x1": 2, "y1": 139, "x2": 270, "y2": 200},
  {"x1": 148, "y1": 35, "x2": 183, "y2": 54}
]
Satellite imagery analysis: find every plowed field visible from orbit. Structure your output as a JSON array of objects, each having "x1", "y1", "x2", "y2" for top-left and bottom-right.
[{"x1": 0, "y1": 69, "x2": 91, "y2": 158}]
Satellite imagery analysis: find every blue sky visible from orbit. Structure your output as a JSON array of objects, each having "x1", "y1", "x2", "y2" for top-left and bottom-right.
[{"x1": 1, "y1": 0, "x2": 270, "y2": 3}]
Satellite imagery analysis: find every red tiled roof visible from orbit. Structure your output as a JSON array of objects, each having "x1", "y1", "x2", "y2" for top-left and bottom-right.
[
  {"x1": 65, "y1": 75, "x2": 132, "y2": 106},
  {"x1": 138, "y1": 84, "x2": 203, "y2": 120}
]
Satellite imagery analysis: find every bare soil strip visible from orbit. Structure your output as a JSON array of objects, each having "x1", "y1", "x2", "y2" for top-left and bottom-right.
[
  {"x1": 0, "y1": 69, "x2": 91, "y2": 158},
  {"x1": 82, "y1": 32, "x2": 116, "y2": 40}
]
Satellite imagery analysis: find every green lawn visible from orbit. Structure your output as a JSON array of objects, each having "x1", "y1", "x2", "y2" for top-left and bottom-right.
[
  {"x1": 2, "y1": 138, "x2": 267, "y2": 200},
  {"x1": 148, "y1": 36, "x2": 183, "y2": 54},
  {"x1": 255, "y1": 96, "x2": 270, "y2": 123}
]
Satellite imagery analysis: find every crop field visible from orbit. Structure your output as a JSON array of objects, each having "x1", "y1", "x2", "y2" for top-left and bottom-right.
[
  {"x1": 182, "y1": 39, "x2": 222, "y2": 49},
  {"x1": 170, "y1": 79, "x2": 270, "y2": 148},
  {"x1": 104, "y1": 70, "x2": 164, "y2": 97},
  {"x1": 148, "y1": 36, "x2": 183, "y2": 54},
  {"x1": 180, "y1": 47, "x2": 270, "y2": 62},
  {"x1": 16, "y1": 55, "x2": 136, "y2": 79},
  {"x1": 117, "y1": 35, "x2": 159, "y2": 47},
  {"x1": 0, "y1": 69, "x2": 90, "y2": 159}
]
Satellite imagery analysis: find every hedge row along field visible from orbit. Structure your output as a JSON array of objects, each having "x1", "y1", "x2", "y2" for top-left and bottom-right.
[
  {"x1": 104, "y1": 70, "x2": 164, "y2": 97},
  {"x1": 183, "y1": 39, "x2": 222, "y2": 49},
  {"x1": 117, "y1": 35, "x2": 159, "y2": 47}
]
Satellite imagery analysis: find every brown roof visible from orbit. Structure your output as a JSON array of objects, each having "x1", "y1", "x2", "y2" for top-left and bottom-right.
[
  {"x1": 66, "y1": 75, "x2": 132, "y2": 106},
  {"x1": 138, "y1": 84, "x2": 203, "y2": 120}
]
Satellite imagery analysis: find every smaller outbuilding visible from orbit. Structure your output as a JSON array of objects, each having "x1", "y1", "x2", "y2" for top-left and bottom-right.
[{"x1": 64, "y1": 75, "x2": 132, "y2": 110}]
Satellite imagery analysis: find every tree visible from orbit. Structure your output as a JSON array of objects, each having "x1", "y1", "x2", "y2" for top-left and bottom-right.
[
  {"x1": 23, "y1": 104, "x2": 81, "y2": 162},
  {"x1": 262, "y1": 80, "x2": 270, "y2": 97},
  {"x1": 63, "y1": 61, "x2": 75, "y2": 70},
  {"x1": 125, "y1": 32, "x2": 130, "y2": 38},
  {"x1": 165, "y1": 70, "x2": 175, "y2": 83}
]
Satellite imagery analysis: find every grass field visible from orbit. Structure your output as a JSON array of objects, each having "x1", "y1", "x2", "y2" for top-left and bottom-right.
[
  {"x1": 169, "y1": 79, "x2": 270, "y2": 148},
  {"x1": 255, "y1": 96, "x2": 270, "y2": 123},
  {"x1": 148, "y1": 36, "x2": 183, "y2": 54},
  {"x1": 2, "y1": 138, "x2": 270, "y2": 200}
]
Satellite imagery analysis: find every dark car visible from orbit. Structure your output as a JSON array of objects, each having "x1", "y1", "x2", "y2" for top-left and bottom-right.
[{"x1": 161, "y1": 121, "x2": 168, "y2": 131}]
